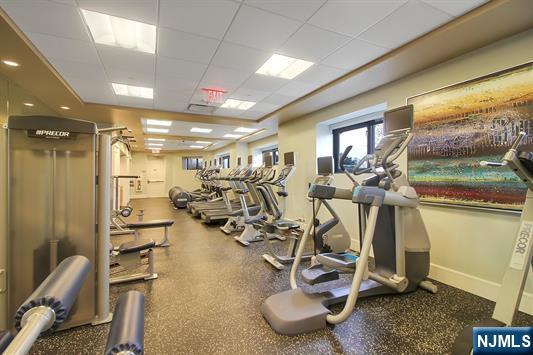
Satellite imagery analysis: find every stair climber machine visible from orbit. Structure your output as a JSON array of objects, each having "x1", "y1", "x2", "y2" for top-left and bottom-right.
[
  {"x1": 234, "y1": 155, "x2": 286, "y2": 246},
  {"x1": 261, "y1": 104, "x2": 437, "y2": 335},
  {"x1": 452, "y1": 132, "x2": 533, "y2": 355}
]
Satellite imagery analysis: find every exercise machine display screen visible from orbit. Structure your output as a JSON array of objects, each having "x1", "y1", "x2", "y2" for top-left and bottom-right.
[
  {"x1": 284, "y1": 152, "x2": 295, "y2": 166},
  {"x1": 384, "y1": 104, "x2": 413, "y2": 134},
  {"x1": 317, "y1": 156, "x2": 333, "y2": 176}
]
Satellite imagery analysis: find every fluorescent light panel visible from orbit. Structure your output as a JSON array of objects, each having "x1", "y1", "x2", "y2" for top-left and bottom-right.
[
  {"x1": 23, "y1": 102, "x2": 34, "y2": 107},
  {"x1": 147, "y1": 127, "x2": 168, "y2": 134},
  {"x1": 112, "y1": 83, "x2": 153, "y2": 99},
  {"x1": 190, "y1": 145, "x2": 203, "y2": 148},
  {"x1": 221, "y1": 99, "x2": 256, "y2": 110},
  {"x1": 147, "y1": 138, "x2": 165, "y2": 141},
  {"x1": 81, "y1": 9, "x2": 156, "y2": 53},
  {"x1": 256, "y1": 54, "x2": 313, "y2": 79},
  {"x1": 224, "y1": 134, "x2": 243, "y2": 138},
  {"x1": 147, "y1": 143, "x2": 163, "y2": 147},
  {"x1": 195, "y1": 141, "x2": 210, "y2": 144},
  {"x1": 146, "y1": 119, "x2": 171, "y2": 126},
  {"x1": 2, "y1": 60, "x2": 19, "y2": 67},
  {"x1": 60, "y1": 106, "x2": 70, "y2": 110},
  {"x1": 234, "y1": 127, "x2": 256, "y2": 133},
  {"x1": 190, "y1": 127, "x2": 212, "y2": 133}
]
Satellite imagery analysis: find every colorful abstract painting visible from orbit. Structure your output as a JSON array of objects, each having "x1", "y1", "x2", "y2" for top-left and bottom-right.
[{"x1": 407, "y1": 62, "x2": 533, "y2": 210}]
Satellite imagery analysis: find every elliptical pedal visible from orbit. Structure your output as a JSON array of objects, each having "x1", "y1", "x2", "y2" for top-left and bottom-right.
[{"x1": 301, "y1": 264, "x2": 340, "y2": 285}]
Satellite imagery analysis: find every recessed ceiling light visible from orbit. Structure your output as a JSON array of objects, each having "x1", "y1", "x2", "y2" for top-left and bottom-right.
[
  {"x1": 234, "y1": 127, "x2": 256, "y2": 133},
  {"x1": 147, "y1": 143, "x2": 163, "y2": 147},
  {"x1": 151, "y1": 149, "x2": 161, "y2": 154},
  {"x1": 220, "y1": 99, "x2": 256, "y2": 110},
  {"x1": 256, "y1": 54, "x2": 313, "y2": 79},
  {"x1": 2, "y1": 60, "x2": 19, "y2": 67},
  {"x1": 60, "y1": 106, "x2": 70, "y2": 110},
  {"x1": 195, "y1": 141, "x2": 210, "y2": 144},
  {"x1": 81, "y1": 9, "x2": 156, "y2": 53},
  {"x1": 146, "y1": 119, "x2": 171, "y2": 126},
  {"x1": 23, "y1": 102, "x2": 34, "y2": 107},
  {"x1": 112, "y1": 83, "x2": 153, "y2": 99},
  {"x1": 147, "y1": 127, "x2": 168, "y2": 134},
  {"x1": 190, "y1": 145, "x2": 203, "y2": 148},
  {"x1": 224, "y1": 134, "x2": 243, "y2": 138},
  {"x1": 147, "y1": 138, "x2": 165, "y2": 141},
  {"x1": 191, "y1": 127, "x2": 212, "y2": 133}
]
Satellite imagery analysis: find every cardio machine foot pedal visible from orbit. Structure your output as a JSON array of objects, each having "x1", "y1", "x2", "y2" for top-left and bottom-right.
[{"x1": 301, "y1": 264, "x2": 340, "y2": 285}]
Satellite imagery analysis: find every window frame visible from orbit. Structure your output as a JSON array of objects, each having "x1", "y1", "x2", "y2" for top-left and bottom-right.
[
  {"x1": 332, "y1": 118, "x2": 383, "y2": 173},
  {"x1": 183, "y1": 156, "x2": 203, "y2": 170},
  {"x1": 262, "y1": 147, "x2": 279, "y2": 165}
]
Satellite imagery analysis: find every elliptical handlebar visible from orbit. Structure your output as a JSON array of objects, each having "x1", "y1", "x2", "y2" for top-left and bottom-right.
[{"x1": 481, "y1": 132, "x2": 527, "y2": 168}]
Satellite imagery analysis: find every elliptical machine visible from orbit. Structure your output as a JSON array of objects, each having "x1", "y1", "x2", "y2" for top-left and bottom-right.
[
  {"x1": 452, "y1": 132, "x2": 533, "y2": 354},
  {"x1": 261, "y1": 104, "x2": 437, "y2": 335}
]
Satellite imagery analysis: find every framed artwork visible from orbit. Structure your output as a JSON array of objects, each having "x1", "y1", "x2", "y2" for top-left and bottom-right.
[{"x1": 407, "y1": 62, "x2": 533, "y2": 211}]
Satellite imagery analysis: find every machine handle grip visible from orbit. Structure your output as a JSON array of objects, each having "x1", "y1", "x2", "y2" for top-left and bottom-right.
[
  {"x1": 339, "y1": 146, "x2": 352, "y2": 171},
  {"x1": 480, "y1": 161, "x2": 507, "y2": 167},
  {"x1": 511, "y1": 131, "x2": 527, "y2": 150}
]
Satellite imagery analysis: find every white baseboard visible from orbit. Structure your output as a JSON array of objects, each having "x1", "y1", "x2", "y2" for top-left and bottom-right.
[{"x1": 429, "y1": 263, "x2": 533, "y2": 316}]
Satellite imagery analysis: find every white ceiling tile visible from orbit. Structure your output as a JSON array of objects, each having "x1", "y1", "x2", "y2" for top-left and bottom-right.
[
  {"x1": 211, "y1": 42, "x2": 271, "y2": 72},
  {"x1": 117, "y1": 96, "x2": 154, "y2": 109},
  {"x1": 358, "y1": 0, "x2": 452, "y2": 49},
  {"x1": 201, "y1": 66, "x2": 253, "y2": 92},
  {"x1": 77, "y1": 0, "x2": 158, "y2": 24},
  {"x1": 64, "y1": 75, "x2": 117, "y2": 105},
  {"x1": 239, "y1": 111, "x2": 266, "y2": 119},
  {"x1": 48, "y1": 57, "x2": 108, "y2": 81},
  {"x1": 241, "y1": 74, "x2": 287, "y2": 92},
  {"x1": 0, "y1": 0, "x2": 90, "y2": 41},
  {"x1": 26, "y1": 32, "x2": 100, "y2": 64},
  {"x1": 155, "y1": 78, "x2": 198, "y2": 102},
  {"x1": 277, "y1": 81, "x2": 320, "y2": 97},
  {"x1": 156, "y1": 56, "x2": 207, "y2": 83},
  {"x1": 296, "y1": 64, "x2": 347, "y2": 86},
  {"x1": 225, "y1": 5, "x2": 301, "y2": 51},
  {"x1": 262, "y1": 93, "x2": 295, "y2": 106},
  {"x1": 50, "y1": 0, "x2": 76, "y2": 5},
  {"x1": 245, "y1": 0, "x2": 326, "y2": 22},
  {"x1": 278, "y1": 24, "x2": 351, "y2": 62},
  {"x1": 230, "y1": 87, "x2": 270, "y2": 102},
  {"x1": 158, "y1": 27, "x2": 219, "y2": 64},
  {"x1": 308, "y1": 0, "x2": 406, "y2": 38},
  {"x1": 321, "y1": 38, "x2": 389, "y2": 70},
  {"x1": 422, "y1": 0, "x2": 487, "y2": 17},
  {"x1": 247, "y1": 102, "x2": 280, "y2": 113},
  {"x1": 159, "y1": 0, "x2": 239, "y2": 39},
  {"x1": 153, "y1": 96, "x2": 189, "y2": 112},
  {"x1": 98, "y1": 45, "x2": 155, "y2": 86},
  {"x1": 214, "y1": 107, "x2": 246, "y2": 117}
]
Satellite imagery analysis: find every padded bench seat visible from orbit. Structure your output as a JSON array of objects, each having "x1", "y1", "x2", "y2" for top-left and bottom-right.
[
  {"x1": 119, "y1": 239, "x2": 156, "y2": 255},
  {"x1": 123, "y1": 219, "x2": 174, "y2": 229}
]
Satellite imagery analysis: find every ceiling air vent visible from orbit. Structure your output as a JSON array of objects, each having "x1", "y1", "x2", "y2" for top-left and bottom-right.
[{"x1": 187, "y1": 104, "x2": 217, "y2": 114}]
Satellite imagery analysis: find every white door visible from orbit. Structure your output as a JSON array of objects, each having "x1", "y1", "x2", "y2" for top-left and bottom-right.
[{"x1": 146, "y1": 156, "x2": 166, "y2": 197}]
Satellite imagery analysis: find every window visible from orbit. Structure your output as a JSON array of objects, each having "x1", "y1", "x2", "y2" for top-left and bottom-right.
[
  {"x1": 262, "y1": 147, "x2": 279, "y2": 165},
  {"x1": 221, "y1": 155, "x2": 230, "y2": 169},
  {"x1": 182, "y1": 156, "x2": 203, "y2": 170},
  {"x1": 333, "y1": 119, "x2": 383, "y2": 173}
]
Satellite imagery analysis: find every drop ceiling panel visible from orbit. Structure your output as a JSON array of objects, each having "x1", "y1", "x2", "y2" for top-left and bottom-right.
[
  {"x1": 241, "y1": 74, "x2": 288, "y2": 92},
  {"x1": 321, "y1": 38, "x2": 389, "y2": 70},
  {"x1": 159, "y1": 0, "x2": 239, "y2": 39},
  {"x1": 214, "y1": 107, "x2": 245, "y2": 117},
  {"x1": 308, "y1": 0, "x2": 406, "y2": 37},
  {"x1": 158, "y1": 27, "x2": 219, "y2": 64},
  {"x1": 245, "y1": 0, "x2": 327, "y2": 22},
  {"x1": 295, "y1": 64, "x2": 347, "y2": 86},
  {"x1": 26, "y1": 32, "x2": 100, "y2": 64},
  {"x1": 224, "y1": 5, "x2": 302, "y2": 51},
  {"x1": 230, "y1": 87, "x2": 271, "y2": 102},
  {"x1": 358, "y1": 0, "x2": 452, "y2": 49},
  {"x1": 279, "y1": 24, "x2": 351, "y2": 62},
  {"x1": 201, "y1": 66, "x2": 253, "y2": 91},
  {"x1": 153, "y1": 94, "x2": 189, "y2": 112},
  {"x1": 76, "y1": 0, "x2": 158, "y2": 24},
  {"x1": 154, "y1": 79, "x2": 197, "y2": 102},
  {"x1": 0, "y1": 0, "x2": 90, "y2": 41},
  {"x1": 277, "y1": 81, "x2": 320, "y2": 97},
  {"x1": 247, "y1": 102, "x2": 280, "y2": 114},
  {"x1": 262, "y1": 93, "x2": 296, "y2": 106},
  {"x1": 211, "y1": 41, "x2": 271, "y2": 72},
  {"x1": 117, "y1": 96, "x2": 153, "y2": 109},
  {"x1": 48, "y1": 57, "x2": 108, "y2": 81},
  {"x1": 97, "y1": 45, "x2": 155, "y2": 86},
  {"x1": 65, "y1": 75, "x2": 117, "y2": 105},
  {"x1": 156, "y1": 56, "x2": 207, "y2": 83},
  {"x1": 422, "y1": 0, "x2": 487, "y2": 17}
]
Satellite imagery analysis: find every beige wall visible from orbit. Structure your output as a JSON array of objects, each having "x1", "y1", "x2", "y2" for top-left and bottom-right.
[{"x1": 278, "y1": 29, "x2": 533, "y2": 314}]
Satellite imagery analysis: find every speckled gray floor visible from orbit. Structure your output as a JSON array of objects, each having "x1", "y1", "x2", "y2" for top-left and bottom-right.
[{"x1": 30, "y1": 197, "x2": 532, "y2": 354}]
